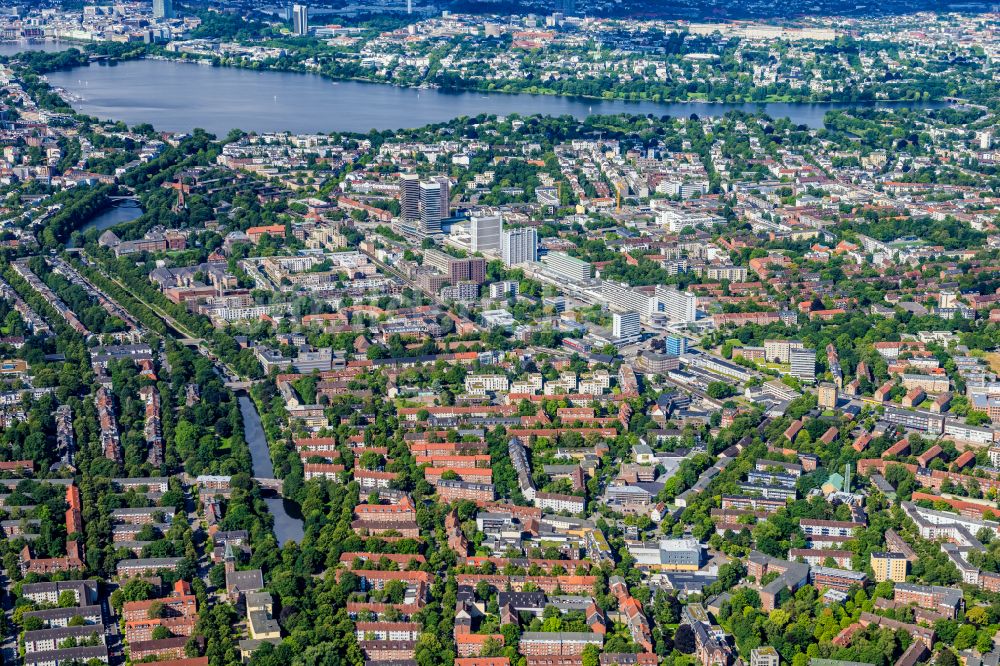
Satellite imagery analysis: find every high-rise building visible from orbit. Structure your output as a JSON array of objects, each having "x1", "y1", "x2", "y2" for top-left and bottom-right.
[
  {"x1": 419, "y1": 181, "x2": 443, "y2": 234},
  {"x1": 612, "y1": 311, "x2": 641, "y2": 341},
  {"x1": 292, "y1": 4, "x2": 309, "y2": 36},
  {"x1": 655, "y1": 286, "x2": 697, "y2": 323},
  {"x1": 152, "y1": 0, "x2": 174, "y2": 19},
  {"x1": 818, "y1": 383, "x2": 838, "y2": 409},
  {"x1": 789, "y1": 348, "x2": 817, "y2": 384},
  {"x1": 541, "y1": 252, "x2": 592, "y2": 282},
  {"x1": 501, "y1": 228, "x2": 537, "y2": 267},
  {"x1": 602, "y1": 282, "x2": 654, "y2": 318},
  {"x1": 400, "y1": 174, "x2": 420, "y2": 223},
  {"x1": 470, "y1": 215, "x2": 502, "y2": 253},
  {"x1": 435, "y1": 176, "x2": 451, "y2": 219}
]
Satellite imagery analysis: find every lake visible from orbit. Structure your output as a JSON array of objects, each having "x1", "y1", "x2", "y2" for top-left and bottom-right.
[
  {"x1": 68, "y1": 200, "x2": 144, "y2": 248},
  {"x1": 0, "y1": 41, "x2": 73, "y2": 56},
  {"x1": 46, "y1": 58, "x2": 945, "y2": 135}
]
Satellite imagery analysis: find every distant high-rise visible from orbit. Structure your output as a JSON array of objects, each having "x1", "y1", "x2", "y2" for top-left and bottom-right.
[
  {"x1": 470, "y1": 214, "x2": 502, "y2": 253},
  {"x1": 435, "y1": 176, "x2": 451, "y2": 219},
  {"x1": 292, "y1": 4, "x2": 309, "y2": 36},
  {"x1": 152, "y1": 0, "x2": 173, "y2": 19},
  {"x1": 400, "y1": 174, "x2": 420, "y2": 223},
  {"x1": 501, "y1": 227, "x2": 537, "y2": 267},
  {"x1": 419, "y1": 181, "x2": 443, "y2": 234}
]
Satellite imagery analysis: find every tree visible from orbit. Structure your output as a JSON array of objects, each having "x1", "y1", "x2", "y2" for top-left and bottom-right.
[
  {"x1": 57, "y1": 590, "x2": 77, "y2": 608},
  {"x1": 148, "y1": 601, "x2": 165, "y2": 619},
  {"x1": 707, "y1": 382, "x2": 737, "y2": 399},
  {"x1": 937, "y1": 649, "x2": 958, "y2": 666},
  {"x1": 152, "y1": 626, "x2": 172, "y2": 640},
  {"x1": 955, "y1": 624, "x2": 977, "y2": 650},
  {"x1": 674, "y1": 624, "x2": 696, "y2": 654}
]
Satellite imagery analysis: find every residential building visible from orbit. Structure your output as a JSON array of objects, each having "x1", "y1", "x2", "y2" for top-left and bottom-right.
[
  {"x1": 501, "y1": 228, "x2": 537, "y2": 266},
  {"x1": 870, "y1": 552, "x2": 908, "y2": 582},
  {"x1": 656, "y1": 286, "x2": 697, "y2": 323}
]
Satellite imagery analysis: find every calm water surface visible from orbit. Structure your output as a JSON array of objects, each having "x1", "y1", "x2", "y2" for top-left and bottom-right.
[
  {"x1": 239, "y1": 395, "x2": 305, "y2": 546},
  {"x1": 0, "y1": 41, "x2": 74, "y2": 56},
  {"x1": 46, "y1": 58, "x2": 945, "y2": 135},
  {"x1": 68, "y1": 200, "x2": 143, "y2": 248}
]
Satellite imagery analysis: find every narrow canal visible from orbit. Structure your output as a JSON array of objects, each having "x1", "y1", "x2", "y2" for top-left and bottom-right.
[{"x1": 238, "y1": 394, "x2": 305, "y2": 546}]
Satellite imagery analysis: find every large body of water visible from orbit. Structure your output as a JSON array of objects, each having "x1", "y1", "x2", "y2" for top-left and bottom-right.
[
  {"x1": 238, "y1": 395, "x2": 305, "y2": 546},
  {"x1": 0, "y1": 41, "x2": 73, "y2": 56},
  {"x1": 46, "y1": 59, "x2": 944, "y2": 135}
]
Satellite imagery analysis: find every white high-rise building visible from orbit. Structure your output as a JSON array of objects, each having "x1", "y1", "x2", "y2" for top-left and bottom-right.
[
  {"x1": 292, "y1": 4, "x2": 309, "y2": 35},
  {"x1": 470, "y1": 215, "x2": 502, "y2": 253},
  {"x1": 789, "y1": 348, "x2": 817, "y2": 384},
  {"x1": 602, "y1": 282, "x2": 655, "y2": 319},
  {"x1": 419, "y1": 181, "x2": 443, "y2": 234},
  {"x1": 501, "y1": 228, "x2": 537, "y2": 267},
  {"x1": 612, "y1": 311, "x2": 641, "y2": 341},
  {"x1": 152, "y1": 0, "x2": 174, "y2": 18},
  {"x1": 655, "y1": 286, "x2": 697, "y2": 323}
]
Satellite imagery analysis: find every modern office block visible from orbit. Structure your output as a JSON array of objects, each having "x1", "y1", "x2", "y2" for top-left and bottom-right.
[
  {"x1": 613, "y1": 311, "x2": 641, "y2": 341},
  {"x1": 542, "y1": 251, "x2": 591, "y2": 281},
  {"x1": 292, "y1": 4, "x2": 309, "y2": 35},
  {"x1": 664, "y1": 336, "x2": 688, "y2": 356},
  {"x1": 400, "y1": 174, "x2": 420, "y2": 223},
  {"x1": 152, "y1": 0, "x2": 174, "y2": 18},
  {"x1": 470, "y1": 214, "x2": 502, "y2": 253},
  {"x1": 419, "y1": 181, "x2": 443, "y2": 234}
]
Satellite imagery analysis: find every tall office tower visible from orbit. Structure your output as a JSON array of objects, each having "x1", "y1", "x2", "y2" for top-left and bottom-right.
[
  {"x1": 501, "y1": 227, "x2": 537, "y2": 267},
  {"x1": 292, "y1": 4, "x2": 309, "y2": 36},
  {"x1": 400, "y1": 174, "x2": 420, "y2": 222},
  {"x1": 419, "y1": 181, "x2": 443, "y2": 234},
  {"x1": 470, "y1": 214, "x2": 502, "y2": 253},
  {"x1": 655, "y1": 286, "x2": 698, "y2": 323},
  {"x1": 152, "y1": 0, "x2": 174, "y2": 19},
  {"x1": 789, "y1": 347, "x2": 817, "y2": 384},
  {"x1": 435, "y1": 176, "x2": 451, "y2": 219},
  {"x1": 612, "y1": 311, "x2": 641, "y2": 341}
]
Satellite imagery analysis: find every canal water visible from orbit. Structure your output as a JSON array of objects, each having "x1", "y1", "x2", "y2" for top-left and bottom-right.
[
  {"x1": 238, "y1": 395, "x2": 305, "y2": 546},
  {"x1": 45, "y1": 58, "x2": 946, "y2": 136}
]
